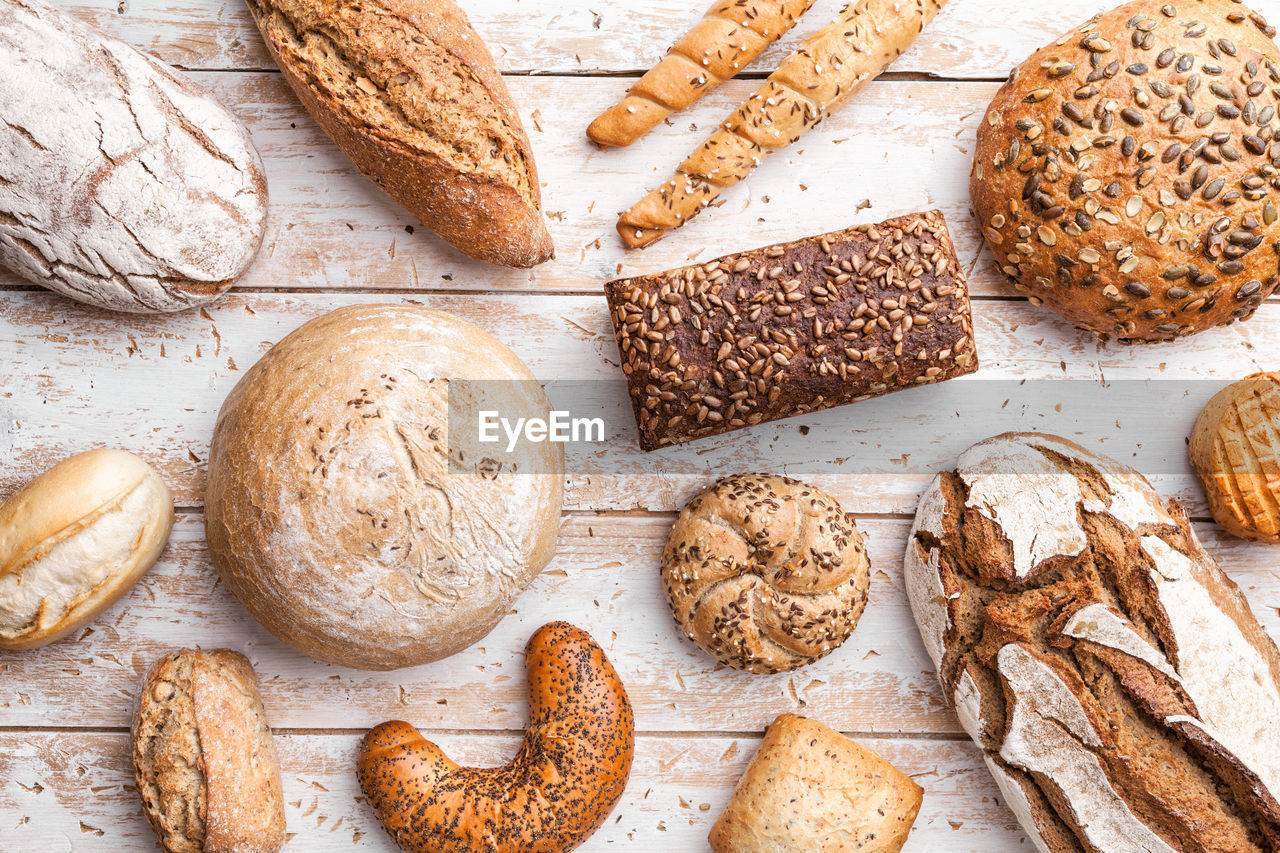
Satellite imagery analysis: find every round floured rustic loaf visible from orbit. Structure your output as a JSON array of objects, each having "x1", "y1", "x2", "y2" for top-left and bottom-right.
[
  {"x1": 971, "y1": 0, "x2": 1280, "y2": 343},
  {"x1": 0, "y1": 448, "x2": 173, "y2": 649},
  {"x1": 133, "y1": 648, "x2": 285, "y2": 853},
  {"x1": 0, "y1": 0, "x2": 268, "y2": 312},
  {"x1": 204, "y1": 304, "x2": 564, "y2": 670},
  {"x1": 1190, "y1": 371, "x2": 1280, "y2": 540},
  {"x1": 905, "y1": 432, "x2": 1280, "y2": 852},
  {"x1": 662, "y1": 474, "x2": 870, "y2": 674}
]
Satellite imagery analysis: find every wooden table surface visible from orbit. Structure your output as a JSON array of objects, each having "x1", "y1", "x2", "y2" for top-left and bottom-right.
[{"x1": 4, "y1": 0, "x2": 1280, "y2": 849}]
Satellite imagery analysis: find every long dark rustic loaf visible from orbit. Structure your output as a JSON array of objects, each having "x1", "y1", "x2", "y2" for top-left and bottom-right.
[
  {"x1": 604, "y1": 211, "x2": 977, "y2": 450},
  {"x1": 906, "y1": 432, "x2": 1280, "y2": 853}
]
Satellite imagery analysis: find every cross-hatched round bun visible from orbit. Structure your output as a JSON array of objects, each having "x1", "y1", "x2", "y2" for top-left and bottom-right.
[
  {"x1": 971, "y1": 0, "x2": 1280, "y2": 343},
  {"x1": 661, "y1": 474, "x2": 870, "y2": 674},
  {"x1": 204, "y1": 304, "x2": 564, "y2": 670}
]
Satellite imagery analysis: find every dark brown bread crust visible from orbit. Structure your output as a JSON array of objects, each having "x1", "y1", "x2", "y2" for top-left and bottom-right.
[
  {"x1": 907, "y1": 433, "x2": 1280, "y2": 853},
  {"x1": 605, "y1": 210, "x2": 978, "y2": 450},
  {"x1": 244, "y1": 0, "x2": 553, "y2": 268},
  {"x1": 357, "y1": 622, "x2": 634, "y2": 853},
  {"x1": 971, "y1": 0, "x2": 1280, "y2": 343}
]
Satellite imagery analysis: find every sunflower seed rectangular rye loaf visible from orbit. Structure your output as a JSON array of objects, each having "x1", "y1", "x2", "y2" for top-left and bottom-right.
[{"x1": 605, "y1": 210, "x2": 977, "y2": 450}]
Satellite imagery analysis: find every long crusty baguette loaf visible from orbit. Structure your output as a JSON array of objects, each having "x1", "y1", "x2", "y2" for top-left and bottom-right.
[
  {"x1": 618, "y1": 0, "x2": 946, "y2": 248},
  {"x1": 905, "y1": 432, "x2": 1280, "y2": 852},
  {"x1": 0, "y1": 449, "x2": 173, "y2": 649},
  {"x1": 0, "y1": 0, "x2": 267, "y2": 312},
  {"x1": 587, "y1": 0, "x2": 815, "y2": 148},
  {"x1": 243, "y1": 0, "x2": 553, "y2": 268}
]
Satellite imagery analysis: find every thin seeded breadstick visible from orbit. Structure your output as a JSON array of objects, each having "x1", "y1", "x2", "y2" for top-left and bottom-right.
[
  {"x1": 617, "y1": 0, "x2": 947, "y2": 248},
  {"x1": 587, "y1": 0, "x2": 815, "y2": 148}
]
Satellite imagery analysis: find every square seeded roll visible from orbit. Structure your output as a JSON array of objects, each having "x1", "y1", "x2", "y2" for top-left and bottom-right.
[
  {"x1": 605, "y1": 210, "x2": 978, "y2": 450},
  {"x1": 709, "y1": 714, "x2": 924, "y2": 852}
]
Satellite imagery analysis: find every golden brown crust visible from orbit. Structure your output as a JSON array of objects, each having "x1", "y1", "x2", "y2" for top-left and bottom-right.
[
  {"x1": 204, "y1": 305, "x2": 563, "y2": 671},
  {"x1": 709, "y1": 714, "x2": 924, "y2": 852},
  {"x1": 970, "y1": 0, "x2": 1280, "y2": 343},
  {"x1": 244, "y1": 0, "x2": 553, "y2": 267},
  {"x1": 0, "y1": 448, "x2": 173, "y2": 649},
  {"x1": 587, "y1": 0, "x2": 815, "y2": 148},
  {"x1": 616, "y1": 0, "x2": 947, "y2": 248},
  {"x1": 906, "y1": 432, "x2": 1280, "y2": 852},
  {"x1": 132, "y1": 649, "x2": 285, "y2": 853},
  {"x1": 662, "y1": 474, "x2": 870, "y2": 673},
  {"x1": 1191, "y1": 371, "x2": 1280, "y2": 540},
  {"x1": 357, "y1": 622, "x2": 635, "y2": 853}
]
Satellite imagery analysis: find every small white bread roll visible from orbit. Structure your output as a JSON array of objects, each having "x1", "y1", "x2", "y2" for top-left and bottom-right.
[
  {"x1": 0, "y1": 449, "x2": 174, "y2": 649},
  {"x1": 205, "y1": 304, "x2": 564, "y2": 670}
]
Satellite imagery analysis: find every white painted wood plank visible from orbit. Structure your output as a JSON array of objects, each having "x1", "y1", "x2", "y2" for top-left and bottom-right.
[
  {"x1": 0, "y1": 515, "x2": 950, "y2": 732},
  {"x1": 59, "y1": 0, "x2": 1087, "y2": 77},
  {"x1": 0, "y1": 730, "x2": 1037, "y2": 852},
  {"x1": 0, "y1": 75, "x2": 1011, "y2": 296},
  {"x1": 2, "y1": 514, "x2": 1276, "y2": 732},
  {"x1": 2, "y1": 290, "x2": 1276, "y2": 511}
]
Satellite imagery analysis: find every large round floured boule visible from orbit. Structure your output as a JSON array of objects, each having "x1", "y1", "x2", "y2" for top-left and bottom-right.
[{"x1": 204, "y1": 304, "x2": 563, "y2": 670}]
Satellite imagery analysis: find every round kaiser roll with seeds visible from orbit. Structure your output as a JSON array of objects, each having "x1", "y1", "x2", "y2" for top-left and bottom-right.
[
  {"x1": 661, "y1": 474, "x2": 870, "y2": 674},
  {"x1": 1190, "y1": 370, "x2": 1280, "y2": 540},
  {"x1": 971, "y1": 0, "x2": 1280, "y2": 343}
]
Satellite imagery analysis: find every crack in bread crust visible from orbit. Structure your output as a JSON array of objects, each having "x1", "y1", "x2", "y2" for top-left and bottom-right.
[{"x1": 906, "y1": 432, "x2": 1280, "y2": 853}]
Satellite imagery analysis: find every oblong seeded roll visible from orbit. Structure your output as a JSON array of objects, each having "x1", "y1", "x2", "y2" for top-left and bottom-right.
[
  {"x1": 133, "y1": 648, "x2": 286, "y2": 853},
  {"x1": 604, "y1": 210, "x2": 978, "y2": 450},
  {"x1": 971, "y1": 0, "x2": 1280, "y2": 343}
]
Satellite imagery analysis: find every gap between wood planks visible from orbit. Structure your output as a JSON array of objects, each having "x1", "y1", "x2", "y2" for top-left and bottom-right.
[
  {"x1": 167, "y1": 68, "x2": 1013, "y2": 82},
  {"x1": 169, "y1": 503, "x2": 1226, "y2": 525},
  {"x1": 0, "y1": 723, "x2": 974, "y2": 741}
]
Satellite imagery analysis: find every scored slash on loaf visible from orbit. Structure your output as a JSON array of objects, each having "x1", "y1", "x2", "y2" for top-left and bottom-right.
[
  {"x1": 1190, "y1": 371, "x2": 1280, "y2": 541},
  {"x1": 605, "y1": 211, "x2": 978, "y2": 450}
]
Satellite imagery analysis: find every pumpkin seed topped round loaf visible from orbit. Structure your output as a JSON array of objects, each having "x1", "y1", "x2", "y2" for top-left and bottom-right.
[{"x1": 971, "y1": 0, "x2": 1280, "y2": 343}]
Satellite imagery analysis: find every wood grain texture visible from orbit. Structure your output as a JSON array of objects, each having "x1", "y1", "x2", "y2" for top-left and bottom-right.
[
  {"x1": 3, "y1": 75, "x2": 1010, "y2": 296},
  {"x1": 0, "y1": 731, "x2": 1030, "y2": 851},
  {"x1": 60, "y1": 0, "x2": 1082, "y2": 76},
  {"x1": 2, "y1": 290, "x2": 1277, "y2": 511},
  {"x1": 2, "y1": 514, "x2": 1276, "y2": 733},
  {"x1": 7, "y1": 1, "x2": 1280, "y2": 850}
]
